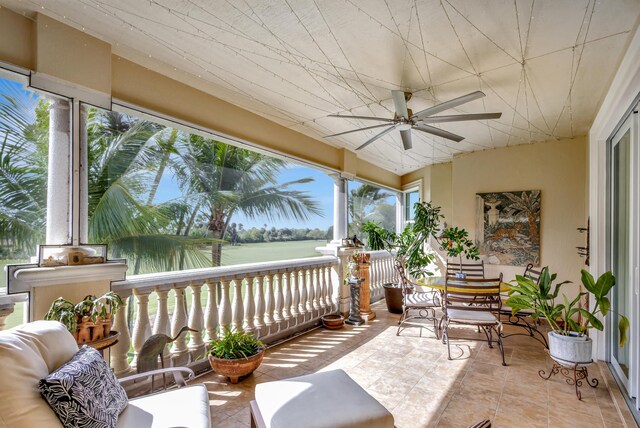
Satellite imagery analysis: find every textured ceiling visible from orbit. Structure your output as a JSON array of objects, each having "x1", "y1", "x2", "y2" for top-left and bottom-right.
[{"x1": 3, "y1": 0, "x2": 639, "y2": 174}]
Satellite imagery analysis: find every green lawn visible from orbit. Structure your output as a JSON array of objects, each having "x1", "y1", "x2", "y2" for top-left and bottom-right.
[
  {"x1": 219, "y1": 240, "x2": 325, "y2": 265},
  {"x1": 1, "y1": 240, "x2": 326, "y2": 331}
]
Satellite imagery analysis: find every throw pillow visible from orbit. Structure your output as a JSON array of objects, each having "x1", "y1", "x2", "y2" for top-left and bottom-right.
[{"x1": 39, "y1": 345, "x2": 128, "y2": 428}]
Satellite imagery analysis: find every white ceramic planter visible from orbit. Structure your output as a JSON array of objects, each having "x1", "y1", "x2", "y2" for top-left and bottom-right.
[{"x1": 548, "y1": 331, "x2": 593, "y2": 367}]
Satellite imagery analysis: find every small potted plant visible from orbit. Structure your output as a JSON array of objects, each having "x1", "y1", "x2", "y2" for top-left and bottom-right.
[
  {"x1": 506, "y1": 269, "x2": 629, "y2": 365},
  {"x1": 439, "y1": 226, "x2": 480, "y2": 277},
  {"x1": 207, "y1": 329, "x2": 265, "y2": 384},
  {"x1": 44, "y1": 292, "x2": 123, "y2": 345}
]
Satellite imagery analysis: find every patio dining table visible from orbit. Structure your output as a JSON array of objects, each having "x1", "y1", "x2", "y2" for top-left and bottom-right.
[{"x1": 416, "y1": 276, "x2": 510, "y2": 294}]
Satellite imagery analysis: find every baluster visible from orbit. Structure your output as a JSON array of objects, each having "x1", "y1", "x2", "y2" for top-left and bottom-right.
[
  {"x1": 131, "y1": 289, "x2": 152, "y2": 368},
  {"x1": 244, "y1": 277, "x2": 256, "y2": 336},
  {"x1": 254, "y1": 275, "x2": 266, "y2": 338},
  {"x1": 299, "y1": 269, "x2": 308, "y2": 322},
  {"x1": 110, "y1": 290, "x2": 132, "y2": 375},
  {"x1": 204, "y1": 280, "x2": 219, "y2": 343},
  {"x1": 219, "y1": 279, "x2": 232, "y2": 332},
  {"x1": 312, "y1": 267, "x2": 321, "y2": 317},
  {"x1": 264, "y1": 274, "x2": 275, "y2": 336},
  {"x1": 170, "y1": 285, "x2": 189, "y2": 365},
  {"x1": 305, "y1": 268, "x2": 315, "y2": 319},
  {"x1": 188, "y1": 283, "x2": 205, "y2": 358},
  {"x1": 324, "y1": 265, "x2": 333, "y2": 312},
  {"x1": 318, "y1": 266, "x2": 327, "y2": 315},
  {"x1": 273, "y1": 272, "x2": 284, "y2": 332},
  {"x1": 231, "y1": 279, "x2": 244, "y2": 332},
  {"x1": 153, "y1": 288, "x2": 171, "y2": 364},
  {"x1": 282, "y1": 271, "x2": 292, "y2": 330},
  {"x1": 289, "y1": 270, "x2": 299, "y2": 327}
]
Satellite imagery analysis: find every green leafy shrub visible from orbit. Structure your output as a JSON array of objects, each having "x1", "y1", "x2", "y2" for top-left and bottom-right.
[{"x1": 207, "y1": 329, "x2": 264, "y2": 360}]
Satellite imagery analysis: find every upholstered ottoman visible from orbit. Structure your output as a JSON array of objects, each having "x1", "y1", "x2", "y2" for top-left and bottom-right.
[{"x1": 250, "y1": 369, "x2": 394, "y2": 428}]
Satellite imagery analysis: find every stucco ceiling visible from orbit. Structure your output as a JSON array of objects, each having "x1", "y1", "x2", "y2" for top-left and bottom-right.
[{"x1": 3, "y1": 0, "x2": 639, "y2": 174}]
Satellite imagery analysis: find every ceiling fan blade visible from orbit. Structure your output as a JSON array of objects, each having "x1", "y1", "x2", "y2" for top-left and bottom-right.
[
  {"x1": 413, "y1": 124, "x2": 465, "y2": 142},
  {"x1": 391, "y1": 90, "x2": 409, "y2": 119},
  {"x1": 356, "y1": 125, "x2": 397, "y2": 151},
  {"x1": 411, "y1": 91, "x2": 486, "y2": 120},
  {"x1": 324, "y1": 123, "x2": 392, "y2": 138},
  {"x1": 420, "y1": 112, "x2": 502, "y2": 124},
  {"x1": 328, "y1": 114, "x2": 394, "y2": 122},
  {"x1": 400, "y1": 129, "x2": 412, "y2": 150}
]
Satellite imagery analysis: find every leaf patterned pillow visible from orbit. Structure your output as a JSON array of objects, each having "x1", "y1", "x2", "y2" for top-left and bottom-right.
[{"x1": 39, "y1": 345, "x2": 128, "y2": 428}]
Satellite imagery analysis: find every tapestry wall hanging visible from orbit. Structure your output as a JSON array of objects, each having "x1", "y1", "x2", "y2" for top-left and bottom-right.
[{"x1": 475, "y1": 190, "x2": 540, "y2": 266}]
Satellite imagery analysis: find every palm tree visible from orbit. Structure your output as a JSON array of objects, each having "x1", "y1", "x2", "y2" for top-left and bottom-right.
[
  {"x1": 348, "y1": 184, "x2": 393, "y2": 239},
  {"x1": 174, "y1": 134, "x2": 322, "y2": 266},
  {"x1": 85, "y1": 109, "x2": 211, "y2": 273},
  {"x1": 0, "y1": 81, "x2": 48, "y2": 258},
  {"x1": 504, "y1": 190, "x2": 541, "y2": 243}
]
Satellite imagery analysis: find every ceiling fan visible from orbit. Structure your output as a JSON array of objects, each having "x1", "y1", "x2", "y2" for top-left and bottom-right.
[{"x1": 324, "y1": 90, "x2": 502, "y2": 151}]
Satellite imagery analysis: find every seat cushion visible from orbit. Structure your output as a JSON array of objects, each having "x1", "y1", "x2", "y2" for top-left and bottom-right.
[
  {"x1": 116, "y1": 384, "x2": 210, "y2": 428},
  {"x1": 39, "y1": 345, "x2": 128, "y2": 428},
  {"x1": 0, "y1": 320, "x2": 78, "y2": 428},
  {"x1": 447, "y1": 308, "x2": 499, "y2": 324},
  {"x1": 254, "y1": 369, "x2": 394, "y2": 428}
]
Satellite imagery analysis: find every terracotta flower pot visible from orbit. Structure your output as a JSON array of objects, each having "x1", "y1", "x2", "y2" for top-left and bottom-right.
[
  {"x1": 208, "y1": 348, "x2": 265, "y2": 384},
  {"x1": 76, "y1": 316, "x2": 93, "y2": 345},
  {"x1": 321, "y1": 314, "x2": 345, "y2": 329},
  {"x1": 102, "y1": 316, "x2": 112, "y2": 338}
]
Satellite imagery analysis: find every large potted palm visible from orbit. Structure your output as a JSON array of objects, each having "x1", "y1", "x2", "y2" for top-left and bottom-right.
[
  {"x1": 506, "y1": 269, "x2": 629, "y2": 365},
  {"x1": 362, "y1": 201, "x2": 442, "y2": 313}
]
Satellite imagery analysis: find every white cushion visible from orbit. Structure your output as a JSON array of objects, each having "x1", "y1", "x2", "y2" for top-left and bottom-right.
[
  {"x1": 255, "y1": 369, "x2": 394, "y2": 428},
  {"x1": 447, "y1": 309, "x2": 499, "y2": 324},
  {"x1": 0, "y1": 320, "x2": 79, "y2": 428},
  {"x1": 117, "y1": 384, "x2": 210, "y2": 428}
]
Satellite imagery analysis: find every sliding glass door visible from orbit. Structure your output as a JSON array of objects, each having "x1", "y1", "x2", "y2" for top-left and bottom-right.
[{"x1": 610, "y1": 105, "x2": 639, "y2": 400}]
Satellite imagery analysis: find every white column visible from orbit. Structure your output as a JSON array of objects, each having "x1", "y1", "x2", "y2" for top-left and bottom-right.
[
  {"x1": 110, "y1": 290, "x2": 132, "y2": 375},
  {"x1": 231, "y1": 279, "x2": 244, "y2": 332},
  {"x1": 153, "y1": 288, "x2": 171, "y2": 363},
  {"x1": 254, "y1": 275, "x2": 266, "y2": 338},
  {"x1": 219, "y1": 280, "x2": 232, "y2": 332},
  {"x1": 188, "y1": 283, "x2": 205, "y2": 358},
  {"x1": 298, "y1": 269, "x2": 307, "y2": 322},
  {"x1": 170, "y1": 286, "x2": 189, "y2": 365},
  {"x1": 290, "y1": 271, "x2": 300, "y2": 326},
  {"x1": 203, "y1": 281, "x2": 219, "y2": 343},
  {"x1": 131, "y1": 289, "x2": 152, "y2": 368},
  {"x1": 273, "y1": 273, "x2": 284, "y2": 331},
  {"x1": 264, "y1": 274, "x2": 275, "y2": 336},
  {"x1": 243, "y1": 277, "x2": 256, "y2": 336},
  {"x1": 46, "y1": 99, "x2": 71, "y2": 245},
  {"x1": 332, "y1": 175, "x2": 348, "y2": 242},
  {"x1": 282, "y1": 271, "x2": 292, "y2": 329}
]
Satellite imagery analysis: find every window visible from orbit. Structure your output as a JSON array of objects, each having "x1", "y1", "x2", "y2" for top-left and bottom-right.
[
  {"x1": 347, "y1": 180, "x2": 397, "y2": 240},
  {"x1": 405, "y1": 189, "x2": 420, "y2": 223},
  {"x1": 0, "y1": 74, "x2": 71, "y2": 286},
  {"x1": 84, "y1": 105, "x2": 333, "y2": 274}
]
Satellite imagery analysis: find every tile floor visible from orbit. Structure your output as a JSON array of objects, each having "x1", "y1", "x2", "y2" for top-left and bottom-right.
[{"x1": 196, "y1": 302, "x2": 637, "y2": 427}]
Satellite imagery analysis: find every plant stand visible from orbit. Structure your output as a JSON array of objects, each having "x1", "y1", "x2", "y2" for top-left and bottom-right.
[
  {"x1": 538, "y1": 357, "x2": 599, "y2": 400},
  {"x1": 345, "y1": 278, "x2": 364, "y2": 326}
]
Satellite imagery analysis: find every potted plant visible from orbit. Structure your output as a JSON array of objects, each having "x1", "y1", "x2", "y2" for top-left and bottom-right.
[
  {"x1": 44, "y1": 292, "x2": 123, "y2": 345},
  {"x1": 506, "y1": 269, "x2": 629, "y2": 365},
  {"x1": 207, "y1": 329, "x2": 265, "y2": 384},
  {"x1": 362, "y1": 201, "x2": 442, "y2": 313},
  {"x1": 439, "y1": 226, "x2": 480, "y2": 277}
]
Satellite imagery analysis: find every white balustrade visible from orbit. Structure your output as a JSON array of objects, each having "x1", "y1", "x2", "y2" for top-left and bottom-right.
[
  {"x1": 110, "y1": 256, "x2": 352, "y2": 375},
  {"x1": 110, "y1": 290, "x2": 132, "y2": 375}
]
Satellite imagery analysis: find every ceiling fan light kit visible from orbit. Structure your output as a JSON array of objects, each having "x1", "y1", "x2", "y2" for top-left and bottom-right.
[{"x1": 325, "y1": 90, "x2": 502, "y2": 151}]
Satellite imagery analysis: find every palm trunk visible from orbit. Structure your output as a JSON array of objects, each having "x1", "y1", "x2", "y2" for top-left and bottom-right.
[
  {"x1": 183, "y1": 203, "x2": 201, "y2": 236},
  {"x1": 211, "y1": 231, "x2": 222, "y2": 266}
]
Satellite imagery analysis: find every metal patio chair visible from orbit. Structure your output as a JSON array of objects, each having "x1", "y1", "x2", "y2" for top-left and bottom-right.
[
  {"x1": 441, "y1": 274, "x2": 506, "y2": 366},
  {"x1": 396, "y1": 261, "x2": 440, "y2": 337}
]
